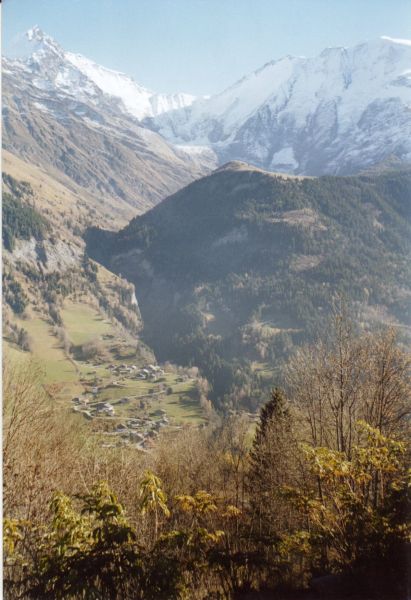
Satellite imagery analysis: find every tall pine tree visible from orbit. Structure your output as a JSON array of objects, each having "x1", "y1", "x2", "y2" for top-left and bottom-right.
[{"x1": 248, "y1": 389, "x2": 296, "y2": 541}]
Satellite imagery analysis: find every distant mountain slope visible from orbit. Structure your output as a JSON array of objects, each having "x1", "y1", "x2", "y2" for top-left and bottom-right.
[
  {"x1": 65, "y1": 51, "x2": 197, "y2": 122},
  {"x1": 2, "y1": 28, "x2": 214, "y2": 213},
  {"x1": 2, "y1": 159, "x2": 143, "y2": 335},
  {"x1": 86, "y1": 163, "x2": 411, "y2": 403},
  {"x1": 5, "y1": 28, "x2": 411, "y2": 190},
  {"x1": 7, "y1": 26, "x2": 198, "y2": 121},
  {"x1": 147, "y1": 37, "x2": 411, "y2": 175},
  {"x1": 1, "y1": 165, "x2": 152, "y2": 392}
]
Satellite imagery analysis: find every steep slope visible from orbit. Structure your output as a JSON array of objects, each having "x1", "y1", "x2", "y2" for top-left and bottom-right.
[
  {"x1": 147, "y1": 37, "x2": 411, "y2": 175},
  {"x1": 65, "y1": 51, "x2": 196, "y2": 121},
  {"x1": 2, "y1": 28, "x2": 214, "y2": 213},
  {"x1": 2, "y1": 165, "x2": 153, "y2": 399},
  {"x1": 86, "y1": 164, "x2": 411, "y2": 405},
  {"x1": 2, "y1": 163, "x2": 143, "y2": 336},
  {"x1": 8, "y1": 26, "x2": 198, "y2": 120},
  {"x1": 2, "y1": 150, "x2": 135, "y2": 227},
  {"x1": 2, "y1": 155, "x2": 206, "y2": 434}
]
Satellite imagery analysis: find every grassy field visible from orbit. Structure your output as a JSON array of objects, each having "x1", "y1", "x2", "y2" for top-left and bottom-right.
[
  {"x1": 6, "y1": 298, "x2": 207, "y2": 429},
  {"x1": 251, "y1": 361, "x2": 279, "y2": 382},
  {"x1": 95, "y1": 374, "x2": 204, "y2": 425},
  {"x1": 14, "y1": 313, "x2": 78, "y2": 383},
  {"x1": 3, "y1": 340, "x2": 26, "y2": 364},
  {"x1": 61, "y1": 301, "x2": 115, "y2": 346}
]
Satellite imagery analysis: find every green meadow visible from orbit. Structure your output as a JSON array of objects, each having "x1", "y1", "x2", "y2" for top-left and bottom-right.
[{"x1": 6, "y1": 299, "x2": 207, "y2": 427}]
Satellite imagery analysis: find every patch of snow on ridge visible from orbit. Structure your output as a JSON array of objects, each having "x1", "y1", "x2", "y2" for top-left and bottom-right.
[
  {"x1": 381, "y1": 36, "x2": 411, "y2": 47},
  {"x1": 270, "y1": 147, "x2": 298, "y2": 170}
]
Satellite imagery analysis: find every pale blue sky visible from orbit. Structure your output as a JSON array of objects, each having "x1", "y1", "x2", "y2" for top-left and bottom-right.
[{"x1": 3, "y1": 0, "x2": 411, "y2": 95}]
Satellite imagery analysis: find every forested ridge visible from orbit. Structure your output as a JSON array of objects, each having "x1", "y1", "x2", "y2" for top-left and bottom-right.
[{"x1": 86, "y1": 165, "x2": 411, "y2": 407}]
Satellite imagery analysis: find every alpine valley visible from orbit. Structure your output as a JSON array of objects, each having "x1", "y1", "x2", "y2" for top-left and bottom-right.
[
  {"x1": 3, "y1": 27, "x2": 411, "y2": 408},
  {"x1": 3, "y1": 20, "x2": 411, "y2": 600}
]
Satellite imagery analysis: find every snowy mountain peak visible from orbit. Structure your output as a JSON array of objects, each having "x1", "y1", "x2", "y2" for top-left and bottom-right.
[
  {"x1": 4, "y1": 26, "x2": 197, "y2": 120},
  {"x1": 6, "y1": 25, "x2": 64, "y2": 62},
  {"x1": 147, "y1": 36, "x2": 411, "y2": 175},
  {"x1": 380, "y1": 35, "x2": 411, "y2": 47},
  {"x1": 26, "y1": 25, "x2": 47, "y2": 41}
]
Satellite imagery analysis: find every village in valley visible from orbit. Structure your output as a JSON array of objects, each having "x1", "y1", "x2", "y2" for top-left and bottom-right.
[
  {"x1": 4, "y1": 291, "x2": 213, "y2": 449},
  {"x1": 71, "y1": 360, "x2": 201, "y2": 451}
]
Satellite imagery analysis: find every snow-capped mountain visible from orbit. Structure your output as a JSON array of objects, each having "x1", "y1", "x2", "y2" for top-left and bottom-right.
[
  {"x1": 4, "y1": 27, "x2": 411, "y2": 178},
  {"x1": 65, "y1": 52, "x2": 196, "y2": 121},
  {"x1": 6, "y1": 26, "x2": 197, "y2": 120},
  {"x1": 147, "y1": 37, "x2": 411, "y2": 175},
  {"x1": 2, "y1": 26, "x2": 214, "y2": 212}
]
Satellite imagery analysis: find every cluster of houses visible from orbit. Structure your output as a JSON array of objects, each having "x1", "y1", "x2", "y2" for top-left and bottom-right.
[
  {"x1": 71, "y1": 390, "x2": 173, "y2": 450},
  {"x1": 71, "y1": 359, "x2": 198, "y2": 451},
  {"x1": 107, "y1": 363, "x2": 164, "y2": 380},
  {"x1": 101, "y1": 410, "x2": 172, "y2": 450},
  {"x1": 72, "y1": 395, "x2": 116, "y2": 417},
  {"x1": 136, "y1": 364, "x2": 164, "y2": 379}
]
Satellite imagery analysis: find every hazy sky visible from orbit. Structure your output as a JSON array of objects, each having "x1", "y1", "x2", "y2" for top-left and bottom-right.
[{"x1": 3, "y1": 0, "x2": 411, "y2": 95}]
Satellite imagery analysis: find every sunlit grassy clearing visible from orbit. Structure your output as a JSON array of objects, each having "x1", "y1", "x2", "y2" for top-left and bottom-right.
[{"x1": 61, "y1": 301, "x2": 115, "y2": 346}]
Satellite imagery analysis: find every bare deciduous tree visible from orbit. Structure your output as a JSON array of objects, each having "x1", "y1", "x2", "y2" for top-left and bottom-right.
[{"x1": 286, "y1": 312, "x2": 410, "y2": 457}]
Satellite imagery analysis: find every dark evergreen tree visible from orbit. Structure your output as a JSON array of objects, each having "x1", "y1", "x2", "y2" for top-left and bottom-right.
[{"x1": 248, "y1": 389, "x2": 296, "y2": 541}]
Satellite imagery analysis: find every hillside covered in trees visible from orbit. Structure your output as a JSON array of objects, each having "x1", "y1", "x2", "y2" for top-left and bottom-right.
[{"x1": 86, "y1": 163, "x2": 411, "y2": 406}]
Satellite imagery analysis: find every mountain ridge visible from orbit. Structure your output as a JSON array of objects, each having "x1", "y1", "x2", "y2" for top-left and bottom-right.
[
  {"x1": 5, "y1": 28, "x2": 411, "y2": 180},
  {"x1": 86, "y1": 164, "x2": 411, "y2": 403},
  {"x1": 147, "y1": 36, "x2": 411, "y2": 175},
  {"x1": 8, "y1": 25, "x2": 199, "y2": 120},
  {"x1": 2, "y1": 27, "x2": 214, "y2": 213}
]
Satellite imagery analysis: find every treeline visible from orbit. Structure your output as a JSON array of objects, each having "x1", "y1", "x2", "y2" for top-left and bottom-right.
[{"x1": 3, "y1": 316, "x2": 410, "y2": 599}]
